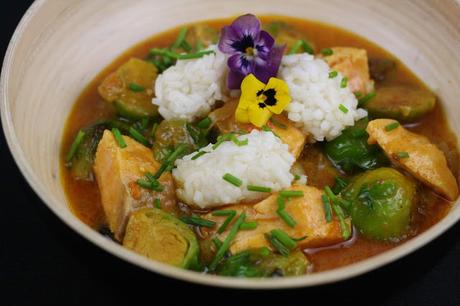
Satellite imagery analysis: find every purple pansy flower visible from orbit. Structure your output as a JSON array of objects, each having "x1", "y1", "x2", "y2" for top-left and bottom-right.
[{"x1": 218, "y1": 14, "x2": 285, "y2": 89}]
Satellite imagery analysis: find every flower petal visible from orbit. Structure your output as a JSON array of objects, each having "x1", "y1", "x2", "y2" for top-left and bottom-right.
[
  {"x1": 231, "y1": 14, "x2": 261, "y2": 39},
  {"x1": 228, "y1": 54, "x2": 255, "y2": 75},
  {"x1": 240, "y1": 74, "x2": 266, "y2": 102},
  {"x1": 227, "y1": 69, "x2": 246, "y2": 90},
  {"x1": 253, "y1": 44, "x2": 285, "y2": 83},
  {"x1": 255, "y1": 30, "x2": 275, "y2": 57},
  {"x1": 218, "y1": 26, "x2": 242, "y2": 54},
  {"x1": 248, "y1": 103, "x2": 272, "y2": 127},
  {"x1": 265, "y1": 78, "x2": 291, "y2": 114}
]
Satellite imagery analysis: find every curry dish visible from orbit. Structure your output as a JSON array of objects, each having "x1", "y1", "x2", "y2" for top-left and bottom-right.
[{"x1": 61, "y1": 15, "x2": 459, "y2": 276}]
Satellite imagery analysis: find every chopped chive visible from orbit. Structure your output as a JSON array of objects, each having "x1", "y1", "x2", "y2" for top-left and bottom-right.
[
  {"x1": 332, "y1": 202, "x2": 351, "y2": 240},
  {"x1": 354, "y1": 91, "x2": 363, "y2": 98},
  {"x1": 358, "y1": 91, "x2": 376, "y2": 106},
  {"x1": 279, "y1": 190, "x2": 304, "y2": 198},
  {"x1": 172, "y1": 27, "x2": 188, "y2": 49},
  {"x1": 209, "y1": 213, "x2": 246, "y2": 270},
  {"x1": 128, "y1": 83, "x2": 145, "y2": 92},
  {"x1": 277, "y1": 209, "x2": 297, "y2": 228},
  {"x1": 294, "y1": 174, "x2": 301, "y2": 180},
  {"x1": 136, "y1": 178, "x2": 164, "y2": 192},
  {"x1": 333, "y1": 176, "x2": 349, "y2": 194},
  {"x1": 340, "y1": 77, "x2": 348, "y2": 88},
  {"x1": 222, "y1": 173, "x2": 243, "y2": 187},
  {"x1": 153, "y1": 198, "x2": 161, "y2": 209},
  {"x1": 269, "y1": 117, "x2": 287, "y2": 129},
  {"x1": 180, "y1": 40, "x2": 192, "y2": 52},
  {"x1": 265, "y1": 233, "x2": 290, "y2": 256},
  {"x1": 180, "y1": 215, "x2": 216, "y2": 228},
  {"x1": 150, "y1": 123, "x2": 158, "y2": 137},
  {"x1": 212, "y1": 209, "x2": 237, "y2": 217},
  {"x1": 328, "y1": 71, "x2": 338, "y2": 78},
  {"x1": 216, "y1": 211, "x2": 236, "y2": 234},
  {"x1": 321, "y1": 48, "x2": 333, "y2": 56},
  {"x1": 395, "y1": 151, "x2": 410, "y2": 159},
  {"x1": 277, "y1": 196, "x2": 286, "y2": 210},
  {"x1": 140, "y1": 118, "x2": 149, "y2": 130},
  {"x1": 197, "y1": 117, "x2": 212, "y2": 129},
  {"x1": 271, "y1": 229, "x2": 297, "y2": 250},
  {"x1": 230, "y1": 134, "x2": 248, "y2": 146},
  {"x1": 212, "y1": 237, "x2": 223, "y2": 249},
  {"x1": 385, "y1": 122, "x2": 400, "y2": 131},
  {"x1": 291, "y1": 235, "x2": 307, "y2": 242},
  {"x1": 150, "y1": 48, "x2": 215, "y2": 60},
  {"x1": 339, "y1": 104, "x2": 349, "y2": 114},
  {"x1": 300, "y1": 40, "x2": 314, "y2": 54},
  {"x1": 324, "y1": 186, "x2": 338, "y2": 204},
  {"x1": 240, "y1": 221, "x2": 258, "y2": 230},
  {"x1": 321, "y1": 194, "x2": 332, "y2": 223},
  {"x1": 260, "y1": 247, "x2": 271, "y2": 257},
  {"x1": 65, "y1": 130, "x2": 85, "y2": 162},
  {"x1": 111, "y1": 128, "x2": 126, "y2": 149},
  {"x1": 289, "y1": 40, "x2": 303, "y2": 54},
  {"x1": 191, "y1": 151, "x2": 206, "y2": 160},
  {"x1": 261, "y1": 125, "x2": 280, "y2": 138},
  {"x1": 154, "y1": 144, "x2": 189, "y2": 179},
  {"x1": 247, "y1": 185, "x2": 272, "y2": 193},
  {"x1": 129, "y1": 127, "x2": 149, "y2": 146},
  {"x1": 144, "y1": 172, "x2": 162, "y2": 190}
]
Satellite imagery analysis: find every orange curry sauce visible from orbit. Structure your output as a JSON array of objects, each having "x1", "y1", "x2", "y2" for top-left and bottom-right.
[{"x1": 60, "y1": 16, "x2": 459, "y2": 272}]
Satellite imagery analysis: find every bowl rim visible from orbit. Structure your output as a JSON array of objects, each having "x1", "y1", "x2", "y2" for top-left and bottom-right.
[{"x1": 2, "y1": 0, "x2": 460, "y2": 289}]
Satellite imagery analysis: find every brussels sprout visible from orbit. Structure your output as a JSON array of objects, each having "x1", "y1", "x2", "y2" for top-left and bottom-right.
[
  {"x1": 324, "y1": 118, "x2": 388, "y2": 174},
  {"x1": 365, "y1": 86, "x2": 436, "y2": 122},
  {"x1": 341, "y1": 168, "x2": 416, "y2": 240},
  {"x1": 152, "y1": 119, "x2": 210, "y2": 162},
  {"x1": 98, "y1": 58, "x2": 158, "y2": 120},
  {"x1": 123, "y1": 208, "x2": 199, "y2": 269},
  {"x1": 216, "y1": 248, "x2": 308, "y2": 278}
]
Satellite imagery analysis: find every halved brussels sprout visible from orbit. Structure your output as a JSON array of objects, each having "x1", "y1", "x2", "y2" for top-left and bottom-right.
[
  {"x1": 216, "y1": 248, "x2": 308, "y2": 278},
  {"x1": 365, "y1": 86, "x2": 436, "y2": 122},
  {"x1": 324, "y1": 118, "x2": 388, "y2": 174},
  {"x1": 341, "y1": 168, "x2": 416, "y2": 240},
  {"x1": 123, "y1": 208, "x2": 199, "y2": 269}
]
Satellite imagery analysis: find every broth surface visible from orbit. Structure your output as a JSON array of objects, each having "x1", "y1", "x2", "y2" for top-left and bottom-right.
[{"x1": 60, "y1": 16, "x2": 458, "y2": 273}]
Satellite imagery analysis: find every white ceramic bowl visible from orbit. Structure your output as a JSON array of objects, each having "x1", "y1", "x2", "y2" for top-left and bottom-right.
[{"x1": 2, "y1": 0, "x2": 460, "y2": 289}]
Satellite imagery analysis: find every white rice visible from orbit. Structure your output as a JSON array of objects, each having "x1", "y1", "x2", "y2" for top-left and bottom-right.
[
  {"x1": 173, "y1": 130, "x2": 295, "y2": 208},
  {"x1": 153, "y1": 45, "x2": 229, "y2": 122},
  {"x1": 279, "y1": 53, "x2": 367, "y2": 141}
]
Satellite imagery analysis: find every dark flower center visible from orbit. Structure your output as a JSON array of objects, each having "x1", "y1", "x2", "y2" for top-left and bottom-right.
[
  {"x1": 231, "y1": 35, "x2": 255, "y2": 54},
  {"x1": 257, "y1": 88, "x2": 278, "y2": 109}
]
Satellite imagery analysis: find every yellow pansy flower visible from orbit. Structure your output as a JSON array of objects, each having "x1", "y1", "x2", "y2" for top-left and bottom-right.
[{"x1": 235, "y1": 74, "x2": 291, "y2": 127}]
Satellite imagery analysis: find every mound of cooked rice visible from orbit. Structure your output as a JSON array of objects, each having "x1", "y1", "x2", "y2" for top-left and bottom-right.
[
  {"x1": 153, "y1": 45, "x2": 229, "y2": 122},
  {"x1": 173, "y1": 130, "x2": 295, "y2": 208},
  {"x1": 279, "y1": 53, "x2": 367, "y2": 141}
]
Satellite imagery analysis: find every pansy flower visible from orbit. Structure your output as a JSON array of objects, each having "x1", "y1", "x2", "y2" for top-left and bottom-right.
[
  {"x1": 218, "y1": 14, "x2": 285, "y2": 89},
  {"x1": 236, "y1": 74, "x2": 291, "y2": 127}
]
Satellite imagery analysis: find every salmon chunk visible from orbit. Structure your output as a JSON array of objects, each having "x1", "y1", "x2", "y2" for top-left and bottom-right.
[
  {"x1": 320, "y1": 47, "x2": 374, "y2": 94},
  {"x1": 210, "y1": 99, "x2": 307, "y2": 158},
  {"x1": 93, "y1": 130, "x2": 176, "y2": 240},
  {"x1": 206, "y1": 185, "x2": 349, "y2": 254},
  {"x1": 366, "y1": 119, "x2": 458, "y2": 201}
]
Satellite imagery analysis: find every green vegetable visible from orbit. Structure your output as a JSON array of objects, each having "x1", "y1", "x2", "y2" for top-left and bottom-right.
[
  {"x1": 279, "y1": 190, "x2": 304, "y2": 198},
  {"x1": 340, "y1": 77, "x2": 348, "y2": 88},
  {"x1": 339, "y1": 104, "x2": 349, "y2": 114},
  {"x1": 368, "y1": 58, "x2": 395, "y2": 81},
  {"x1": 240, "y1": 221, "x2": 258, "y2": 230},
  {"x1": 265, "y1": 229, "x2": 297, "y2": 256},
  {"x1": 321, "y1": 48, "x2": 333, "y2": 56},
  {"x1": 212, "y1": 210, "x2": 236, "y2": 234},
  {"x1": 172, "y1": 27, "x2": 188, "y2": 49},
  {"x1": 364, "y1": 86, "x2": 436, "y2": 122},
  {"x1": 209, "y1": 213, "x2": 246, "y2": 270},
  {"x1": 180, "y1": 215, "x2": 216, "y2": 228},
  {"x1": 357, "y1": 91, "x2": 376, "y2": 107},
  {"x1": 68, "y1": 124, "x2": 105, "y2": 181},
  {"x1": 341, "y1": 168, "x2": 416, "y2": 240},
  {"x1": 197, "y1": 117, "x2": 212, "y2": 129},
  {"x1": 98, "y1": 58, "x2": 158, "y2": 120},
  {"x1": 247, "y1": 185, "x2": 272, "y2": 193},
  {"x1": 152, "y1": 120, "x2": 202, "y2": 163},
  {"x1": 222, "y1": 173, "x2": 243, "y2": 187},
  {"x1": 324, "y1": 118, "x2": 388, "y2": 174},
  {"x1": 216, "y1": 248, "x2": 308, "y2": 277},
  {"x1": 128, "y1": 127, "x2": 150, "y2": 146},
  {"x1": 321, "y1": 194, "x2": 332, "y2": 222},
  {"x1": 66, "y1": 130, "x2": 86, "y2": 163},
  {"x1": 123, "y1": 208, "x2": 199, "y2": 269},
  {"x1": 329, "y1": 71, "x2": 338, "y2": 78},
  {"x1": 385, "y1": 121, "x2": 400, "y2": 131},
  {"x1": 277, "y1": 209, "x2": 297, "y2": 228}
]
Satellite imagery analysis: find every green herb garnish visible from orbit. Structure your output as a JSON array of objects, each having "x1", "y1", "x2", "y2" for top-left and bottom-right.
[
  {"x1": 339, "y1": 104, "x2": 349, "y2": 114},
  {"x1": 279, "y1": 190, "x2": 304, "y2": 198},
  {"x1": 328, "y1": 71, "x2": 338, "y2": 78},
  {"x1": 385, "y1": 122, "x2": 400, "y2": 131},
  {"x1": 171, "y1": 27, "x2": 188, "y2": 49},
  {"x1": 197, "y1": 117, "x2": 212, "y2": 129},
  {"x1": 129, "y1": 127, "x2": 149, "y2": 146},
  {"x1": 180, "y1": 215, "x2": 216, "y2": 228},
  {"x1": 191, "y1": 151, "x2": 206, "y2": 160},
  {"x1": 222, "y1": 173, "x2": 243, "y2": 187},
  {"x1": 66, "y1": 130, "x2": 85, "y2": 163},
  {"x1": 240, "y1": 221, "x2": 258, "y2": 230},
  {"x1": 247, "y1": 185, "x2": 272, "y2": 193},
  {"x1": 212, "y1": 210, "x2": 237, "y2": 234},
  {"x1": 128, "y1": 83, "x2": 145, "y2": 92},
  {"x1": 340, "y1": 77, "x2": 348, "y2": 88},
  {"x1": 395, "y1": 151, "x2": 410, "y2": 159},
  {"x1": 153, "y1": 198, "x2": 161, "y2": 209},
  {"x1": 321, "y1": 194, "x2": 332, "y2": 223},
  {"x1": 321, "y1": 48, "x2": 333, "y2": 56},
  {"x1": 357, "y1": 91, "x2": 376, "y2": 106}
]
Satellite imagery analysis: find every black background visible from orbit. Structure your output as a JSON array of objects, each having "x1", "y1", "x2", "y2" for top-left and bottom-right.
[{"x1": 1, "y1": 1, "x2": 460, "y2": 305}]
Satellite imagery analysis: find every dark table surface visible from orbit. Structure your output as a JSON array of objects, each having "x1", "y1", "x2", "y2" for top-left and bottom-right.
[{"x1": 1, "y1": 1, "x2": 460, "y2": 305}]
